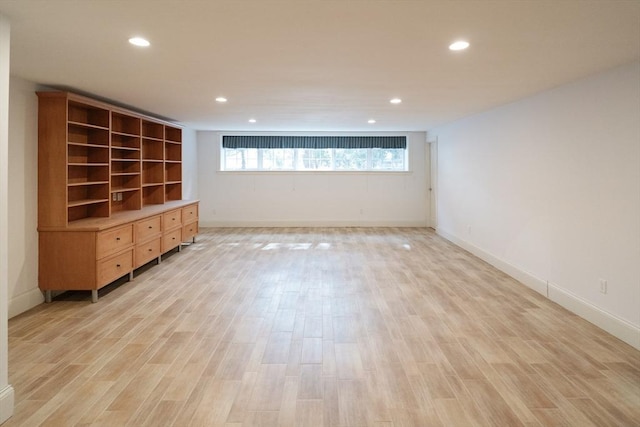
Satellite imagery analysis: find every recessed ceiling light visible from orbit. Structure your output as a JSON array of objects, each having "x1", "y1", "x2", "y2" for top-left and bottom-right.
[
  {"x1": 390, "y1": 98, "x2": 402, "y2": 104},
  {"x1": 128, "y1": 37, "x2": 150, "y2": 47},
  {"x1": 215, "y1": 97, "x2": 227, "y2": 103},
  {"x1": 368, "y1": 119, "x2": 376, "y2": 124},
  {"x1": 248, "y1": 118, "x2": 257, "y2": 123},
  {"x1": 449, "y1": 40, "x2": 470, "y2": 51}
]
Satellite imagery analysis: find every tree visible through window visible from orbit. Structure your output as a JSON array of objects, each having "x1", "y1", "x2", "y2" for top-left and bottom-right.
[{"x1": 221, "y1": 136, "x2": 407, "y2": 171}]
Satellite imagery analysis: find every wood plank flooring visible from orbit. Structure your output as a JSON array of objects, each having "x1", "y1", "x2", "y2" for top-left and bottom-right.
[{"x1": 6, "y1": 227, "x2": 640, "y2": 426}]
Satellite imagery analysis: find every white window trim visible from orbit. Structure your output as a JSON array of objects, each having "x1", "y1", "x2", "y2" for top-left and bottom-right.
[{"x1": 218, "y1": 132, "x2": 411, "y2": 173}]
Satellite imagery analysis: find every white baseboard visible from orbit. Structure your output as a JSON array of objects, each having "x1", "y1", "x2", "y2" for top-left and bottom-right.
[
  {"x1": 8, "y1": 287, "x2": 44, "y2": 319},
  {"x1": 436, "y1": 228, "x2": 639, "y2": 351},
  {"x1": 200, "y1": 220, "x2": 428, "y2": 228},
  {"x1": 436, "y1": 228, "x2": 548, "y2": 296},
  {"x1": 547, "y1": 283, "x2": 640, "y2": 350},
  {"x1": 0, "y1": 385, "x2": 14, "y2": 424}
]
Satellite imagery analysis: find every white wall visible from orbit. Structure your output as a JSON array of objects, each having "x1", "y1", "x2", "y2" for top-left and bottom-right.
[
  {"x1": 182, "y1": 127, "x2": 198, "y2": 200},
  {"x1": 196, "y1": 132, "x2": 429, "y2": 227},
  {"x1": 430, "y1": 61, "x2": 640, "y2": 349},
  {"x1": 7, "y1": 77, "x2": 41, "y2": 318},
  {"x1": 0, "y1": 13, "x2": 15, "y2": 425}
]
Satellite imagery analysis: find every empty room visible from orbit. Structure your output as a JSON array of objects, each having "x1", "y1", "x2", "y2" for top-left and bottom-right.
[{"x1": 0, "y1": 1, "x2": 638, "y2": 426}]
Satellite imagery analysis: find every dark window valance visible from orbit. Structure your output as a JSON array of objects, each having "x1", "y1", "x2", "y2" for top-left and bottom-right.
[{"x1": 222, "y1": 135, "x2": 407, "y2": 150}]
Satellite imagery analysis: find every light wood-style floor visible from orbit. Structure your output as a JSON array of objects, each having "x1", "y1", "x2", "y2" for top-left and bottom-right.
[{"x1": 6, "y1": 227, "x2": 640, "y2": 426}]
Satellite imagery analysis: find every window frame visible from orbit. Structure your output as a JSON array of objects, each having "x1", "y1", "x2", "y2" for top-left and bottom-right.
[{"x1": 219, "y1": 133, "x2": 411, "y2": 173}]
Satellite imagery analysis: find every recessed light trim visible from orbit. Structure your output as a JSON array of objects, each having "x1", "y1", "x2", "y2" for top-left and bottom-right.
[
  {"x1": 128, "y1": 37, "x2": 150, "y2": 47},
  {"x1": 248, "y1": 118, "x2": 257, "y2": 123},
  {"x1": 215, "y1": 97, "x2": 228, "y2": 103},
  {"x1": 390, "y1": 98, "x2": 402, "y2": 104},
  {"x1": 368, "y1": 119, "x2": 376, "y2": 124},
  {"x1": 449, "y1": 40, "x2": 470, "y2": 51}
]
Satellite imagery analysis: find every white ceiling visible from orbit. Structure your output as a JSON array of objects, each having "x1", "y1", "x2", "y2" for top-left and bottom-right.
[{"x1": 1, "y1": 0, "x2": 639, "y2": 132}]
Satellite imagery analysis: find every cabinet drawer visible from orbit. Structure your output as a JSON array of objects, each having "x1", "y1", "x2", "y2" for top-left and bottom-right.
[
  {"x1": 182, "y1": 222, "x2": 198, "y2": 242},
  {"x1": 163, "y1": 228, "x2": 182, "y2": 252},
  {"x1": 135, "y1": 237, "x2": 161, "y2": 268},
  {"x1": 163, "y1": 209, "x2": 182, "y2": 231},
  {"x1": 97, "y1": 225, "x2": 134, "y2": 259},
  {"x1": 97, "y1": 250, "x2": 133, "y2": 287},
  {"x1": 182, "y1": 204, "x2": 198, "y2": 223},
  {"x1": 136, "y1": 216, "x2": 162, "y2": 242}
]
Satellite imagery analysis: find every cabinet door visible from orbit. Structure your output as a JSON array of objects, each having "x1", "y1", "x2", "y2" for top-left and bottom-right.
[
  {"x1": 136, "y1": 216, "x2": 162, "y2": 242},
  {"x1": 182, "y1": 204, "x2": 198, "y2": 223},
  {"x1": 97, "y1": 250, "x2": 133, "y2": 287},
  {"x1": 163, "y1": 228, "x2": 182, "y2": 252},
  {"x1": 182, "y1": 222, "x2": 198, "y2": 242},
  {"x1": 135, "y1": 238, "x2": 161, "y2": 268},
  {"x1": 96, "y1": 225, "x2": 134, "y2": 259},
  {"x1": 163, "y1": 209, "x2": 182, "y2": 231}
]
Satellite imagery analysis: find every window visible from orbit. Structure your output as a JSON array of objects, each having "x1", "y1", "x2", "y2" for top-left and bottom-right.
[{"x1": 221, "y1": 135, "x2": 407, "y2": 171}]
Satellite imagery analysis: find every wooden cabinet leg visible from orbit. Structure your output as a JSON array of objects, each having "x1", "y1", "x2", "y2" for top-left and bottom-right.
[
  {"x1": 91, "y1": 290, "x2": 98, "y2": 303},
  {"x1": 45, "y1": 290, "x2": 52, "y2": 303},
  {"x1": 129, "y1": 271, "x2": 134, "y2": 281}
]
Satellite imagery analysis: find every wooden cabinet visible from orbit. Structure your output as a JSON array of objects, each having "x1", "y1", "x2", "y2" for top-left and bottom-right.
[
  {"x1": 182, "y1": 204, "x2": 199, "y2": 243},
  {"x1": 135, "y1": 238, "x2": 161, "y2": 268},
  {"x1": 37, "y1": 91, "x2": 199, "y2": 302},
  {"x1": 38, "y1": 91, "x2": 185, "y2": 224},
  {"x1": 135, "y1": 215, "x2": 162, "y2": 268},
  {"x1": 39, "y1": 200, "x2": 199, "y2": 303}
]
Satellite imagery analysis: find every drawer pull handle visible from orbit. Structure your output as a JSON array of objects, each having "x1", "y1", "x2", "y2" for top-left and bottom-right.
[
  {"x1": 148, "y1": 226, "x2": 153, "y2": 229},
  {"x1": 116, "y1": 264, "x2": 121, "y2": 268},
  {"x1": 148, "y1": 248, "x2": 152, "y2": 252},
  {"x1": 116, "y1": 237, "x2": 120, "y2": 241}
]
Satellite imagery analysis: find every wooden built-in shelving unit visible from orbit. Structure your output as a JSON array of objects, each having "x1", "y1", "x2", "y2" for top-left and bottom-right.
[{"x1": 37, "y1": 91, "x2": 198, "y2": 302}]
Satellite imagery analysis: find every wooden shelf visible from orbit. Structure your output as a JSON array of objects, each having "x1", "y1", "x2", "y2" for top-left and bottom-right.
[
  {"x1": 142, "y1": 120, "x2": 164, "y2": 140},
  {"x1": 68, "y1": 100, "x2": 110, "y2": 128},
  {"x1": 111, "y1": 146, "x2": 139, "y2": 152},
  {"x1": 142, "y1": 136, "x2": 163, "y2": 142},
  {"x1": 142, "y1": 139, "x2": 164, "y2": 161},
  {"x1": 68, "y1": 198, "x2": 110, "y2": 207},
  {"x1": 68, "y1": 142, "x2": 109, "y2": 149},
  {"x1": 111, "y1": 132, "x2": 141, "y2": 150},
  {"x1": 111, "y1": 131, "x2": 140, "y2": 138},
  {"x1": 38, "y1": 91, "x2": 197, "y2": 302},
  {"x1": 111, "y1": 187, "x2": 140, "y2": 193},
  {"x1": 164, "y1": 127, "x2": 182, "y2": 143},
  {"x1": 112, "y1": 112, "x2": 140, "y2": 136},
  {"x1": 68, "y1": 181, "x2": 109, "y2": 187},
  {"x1": 68, "y1": 121, "x2": 109, "y2": 131},
  {"x1": 39, "y1": 91, "x2": 184, "y2": 225}
]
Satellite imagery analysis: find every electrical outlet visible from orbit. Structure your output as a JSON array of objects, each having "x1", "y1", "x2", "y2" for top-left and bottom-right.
[
  {"x1": 112, "y1": 193, "x2": 117, "y2": 201},
  {"x1": 117, "y1": 192, "x2": 123, "y2": 201},
  {"x1": 600, "y1": 279, "x2": 608, "y2": 294}
]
